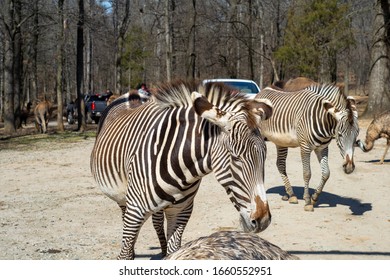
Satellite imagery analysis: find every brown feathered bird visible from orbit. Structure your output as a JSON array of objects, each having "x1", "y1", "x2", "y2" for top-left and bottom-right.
[{"x1": 164, "y1": 231, "x2": 299, "y2": 260}]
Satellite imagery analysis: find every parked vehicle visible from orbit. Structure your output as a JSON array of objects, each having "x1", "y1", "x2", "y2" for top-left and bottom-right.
[
  {"x1": 84, "y1": 93, "x2": 111, "y2": 124},
  {"x1": 203, "y1": 78, "x2": 261, "y2": 99}
]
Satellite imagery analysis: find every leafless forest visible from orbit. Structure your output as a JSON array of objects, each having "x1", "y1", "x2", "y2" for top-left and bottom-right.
[{"x1": 0, "y1": 0, "x2": 389, "y2": 135}]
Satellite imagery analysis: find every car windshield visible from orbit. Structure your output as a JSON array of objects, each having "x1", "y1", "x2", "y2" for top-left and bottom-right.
[
  {"x1": 208, "y1": 81, "x2": 260, "y2": 94},
  {"x1": 223, "y1": 81, "x2": 259, "y2": 93}
]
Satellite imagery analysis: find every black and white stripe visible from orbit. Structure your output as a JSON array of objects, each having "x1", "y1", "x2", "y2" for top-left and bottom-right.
[
  {"x1": 91, "y1": 80, "x2": 273, "y2": 259},
  {"x1": 256, "y1": 84, "x2": 359, "y2": 211}
]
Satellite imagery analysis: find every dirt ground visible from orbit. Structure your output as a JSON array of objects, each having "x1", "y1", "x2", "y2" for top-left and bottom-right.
[{"x1": 0, "y1": 110, "x2": 389, "y2": 260}]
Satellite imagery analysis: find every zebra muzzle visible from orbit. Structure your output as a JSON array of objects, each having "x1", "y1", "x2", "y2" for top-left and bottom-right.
[
  {"x1": 343, "y1": 154, "x2": 355, "y2": 174},
  {"x1": 249, "y1": 196, "x2": 271, "y2": 232}
]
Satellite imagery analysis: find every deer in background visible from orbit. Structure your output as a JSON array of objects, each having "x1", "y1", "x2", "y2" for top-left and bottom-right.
[{"x1": 34, "y1": 100, "x2": 52, "y2": 133}]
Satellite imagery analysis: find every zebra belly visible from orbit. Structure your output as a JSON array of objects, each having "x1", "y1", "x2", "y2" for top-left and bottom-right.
[
  {"x1": 264, "y1": 131, "x2": 300, "y2": 148},
  {"x1": 96, "y1": 172, "x2": 128, "y2": 206}
]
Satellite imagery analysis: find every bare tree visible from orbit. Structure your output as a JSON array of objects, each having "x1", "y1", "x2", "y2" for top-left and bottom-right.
[
  {"x1": 186, "y1": 0, "x2": 197, "y2": 79},
  {"x1": 56, "y1": 0, "x2": 65, "y2": 132},
  {"x1": 365, "y1": 0, "x2": 390, "y2": 117},
  {"x1": 164, "y1": 0, "x2": 173, "y2": 81},
  {"x1": 1, "y1": 0, "x2": 22, "y2": 134},
  {"x1": 112, "y1": 0, "x2": 131, "y2": 94},
  {"x1": 30, "y1": 0, "x2": 39, "y2": 103},
  {"x1": 77, "y1": 0, "x2": 86, "y2": 132}
]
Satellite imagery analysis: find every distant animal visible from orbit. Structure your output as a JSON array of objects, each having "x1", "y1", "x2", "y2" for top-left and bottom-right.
[
  {"x1": 20, "y1": 101, "x2": 32, "y2": 126},
  {"x1": 256, "y1": 84, "x2": 359, "y2": 211},
  {"x1": 91, "y1": 80, "x2": 273, "y2": 259},
  {"x1": 356, "y1": 111, "x2": 390, "y2": 164},
  {"x1": 274, "y1": 77, "x2": 318, "y2": 91},
  {"x1": 164, "y1": 231, "x2": 299, "y2": 260},
  {"x1": 34, "y1": 100, "x2": 52, "y2": 133},
  {"x1": 106, "y1": 94, "x2": 119, "y2": 106}
]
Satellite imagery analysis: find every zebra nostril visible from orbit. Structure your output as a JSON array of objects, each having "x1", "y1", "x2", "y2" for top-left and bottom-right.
[{"x1": 251, "y1": 219, "x2": 258, "y2": 227}]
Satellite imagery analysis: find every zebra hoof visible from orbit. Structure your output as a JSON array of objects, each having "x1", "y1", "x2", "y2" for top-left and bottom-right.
[
  {"x1": 304, "y1": 204, "x2": 314, "y2": 212},
  {"x1": 282, "y1": 195, "x2": 289, "y2": 201},
  {"x1": 288, "y1": 196, "x2": 298, "y2": 204}
]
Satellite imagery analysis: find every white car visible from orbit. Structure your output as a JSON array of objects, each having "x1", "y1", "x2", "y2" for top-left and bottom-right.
[{"x1": 203, "y1": 78, "x2": 261, "y2": 99}]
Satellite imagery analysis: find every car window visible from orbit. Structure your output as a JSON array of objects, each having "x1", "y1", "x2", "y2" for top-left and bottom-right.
[{"x1": 222, "y1": 81, "x2": 260, "y2": 94}]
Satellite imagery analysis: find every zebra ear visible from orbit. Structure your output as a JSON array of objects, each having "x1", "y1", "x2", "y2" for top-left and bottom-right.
[
  {"x1": 249, "y1": 98, "x2": 273, "y2": 121},
  {"x1": 347, "y1": 96, "x2": 358, "y2": 119},
  {"x1": 323, "y1": 100, "x2": 343, "y2": 121},
  {"x1": 191, "y1": 91, "x2": 232, "y2": 131}
]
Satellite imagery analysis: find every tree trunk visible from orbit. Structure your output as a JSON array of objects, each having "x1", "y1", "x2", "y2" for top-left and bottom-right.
[
  {"x1": 115, "y1": 37, "x2": 123, "y2": 94},
  {"x1": 77, "y1": 0, "x2": 86, "y2": 132},
  {"x1": 3, "y1": 0, "x2": 18, "y2": 134},
  {"x1": 56, "y1": 0, "x2": 65, "y2": 132},
  {"x1": 85, "y1": 0, "x2": 93, "y2": 94},
  {"x1": 248, "y1": 0, "x2": 254, "y2": 80},
  {"x1": 187, "y1": 0, "x2": 197, "y2": 79},
  {"x1": 4, "y1": 32, "x2": 16, "y2": 134},
  {"x1": 30, "y1": 0, "x2": 39, "y2": 103},
  {"x1": 13, "y1": 0, "x2": 22, "y2": 129},
  {"x1": 365, "y1": 0, "x2": 390, "y2": 117},
  {"x1": 165, "y1": 0, "x2": 173, "y2": 81},
  {"x1": 259, "y1": 34, "x2": 264, "y2": 89},
  {"x1": 113, "y1": 0, "x2": 131, "y2": 94}
]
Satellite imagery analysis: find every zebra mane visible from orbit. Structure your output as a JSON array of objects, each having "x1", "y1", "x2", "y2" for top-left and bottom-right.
[
  {"x1": 154, "y1": 80, "x2": 199, "y2": 108},
  {"x1": 153, "y1": 80, "x2": 248, "y2": 113},
  {"x1": 306, "y1": 83, "x2": 347, "y2": 108}
]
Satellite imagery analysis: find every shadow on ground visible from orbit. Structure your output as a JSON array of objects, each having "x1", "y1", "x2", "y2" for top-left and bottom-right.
[{"x1": 267, "y1": 186, "x2": 372, "y2": 215}]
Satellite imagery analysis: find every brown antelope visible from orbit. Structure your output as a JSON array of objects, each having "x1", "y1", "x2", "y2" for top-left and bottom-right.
[
  {"x1": 356, "y1": 111, "x2": 390, "y2": 164},
  {"x1": 34, "y1": 100, "x2": 52, "y2": 133},
  {"x1": 274, "y1": 76, "x2": 318, "y2": 91}
]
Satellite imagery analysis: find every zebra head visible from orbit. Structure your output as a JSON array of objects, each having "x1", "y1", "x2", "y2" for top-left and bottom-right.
[
  {"x1": 192, "y1": 91, "x2": 273, "y2": 233},
  {"x1": 324, "y1": 96, "x2": 359, "y2": 174}
]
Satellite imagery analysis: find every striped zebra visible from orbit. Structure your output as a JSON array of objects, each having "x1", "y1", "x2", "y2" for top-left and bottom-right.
[
  {"x1": 256, "y1": 84, "x2": 359, "y2": 211},
  {"x1": 91, "y1": 80, "x2": 273, "y2": 259}
]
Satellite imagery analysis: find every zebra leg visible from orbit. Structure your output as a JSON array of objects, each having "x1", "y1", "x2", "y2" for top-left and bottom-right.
[
  {"x1": 119, "y1": 205, "x2": 126, "y2": 221},
  {"x1": 300, "y1": 147, "x2": 313, "y2": 211},
  {"x1": 152, "y1": 210, "x2": 168, "y2": 258},
  {"x1": 380, "y1": 139, "x2": 390, "y2": 164},
  {"x1": 164, "y1": 200, "x2": 195, "y2": 255},
  {"x1": 276, "y1": 146, "x2": 297, "y2": 203},
  {"x1": 311, "y1": 147, "x2": 330, "y2": 204},
  {"x1": 117, "y1": 204, "x2": 150, "y2": 260}
]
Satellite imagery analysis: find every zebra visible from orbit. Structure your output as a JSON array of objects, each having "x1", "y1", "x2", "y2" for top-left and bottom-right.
[
  {"x1": 90, "y1": 80, "x2": 273, "y2": 259},
  {"x1": 164, "y1": 231, "x2": 299, "y2": 260},
  {"x1": 255, "y1": 84, "x2": 359, "y2": 211},
  {"x1": 34, "y1": 100, "x2": 52, "y2": 133}
]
